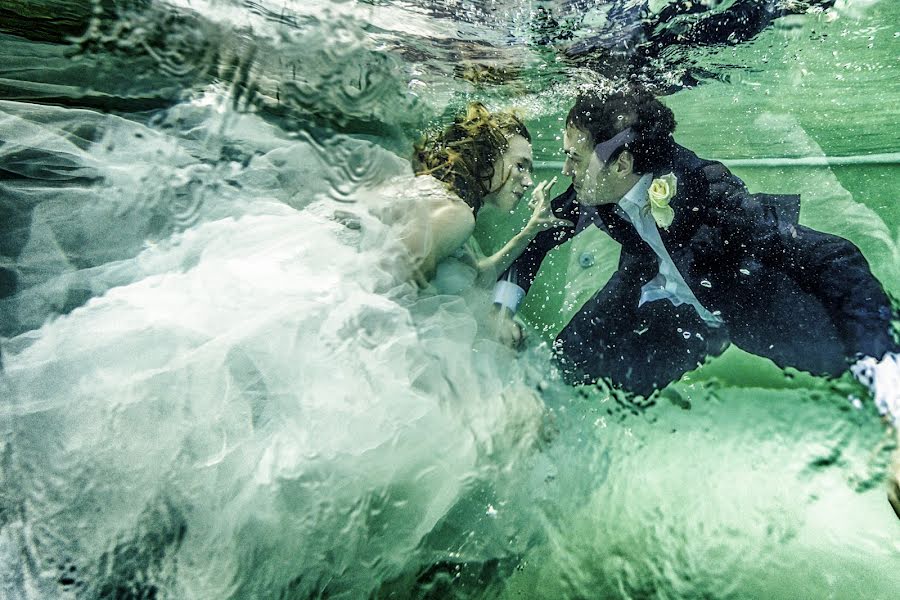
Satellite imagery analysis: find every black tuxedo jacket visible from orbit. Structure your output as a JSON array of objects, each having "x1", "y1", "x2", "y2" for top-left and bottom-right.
[{"x1": 510, "y1": 140, "x2": 896, "y2": 378}]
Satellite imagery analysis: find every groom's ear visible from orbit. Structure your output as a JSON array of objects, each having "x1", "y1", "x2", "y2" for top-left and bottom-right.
[{"x1": 612, "y1": 150, "x2": 634, "y2": 177}]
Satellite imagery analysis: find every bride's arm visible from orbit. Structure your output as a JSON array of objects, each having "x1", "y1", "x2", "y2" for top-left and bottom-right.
[{"x1": 474, "y1": 178, "x2": 572, "y2": 287}]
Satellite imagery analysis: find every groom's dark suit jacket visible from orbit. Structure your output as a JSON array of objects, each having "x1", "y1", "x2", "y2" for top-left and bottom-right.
[{"x1": 510, "y1": 139, "x2": 897, "y2": 391}]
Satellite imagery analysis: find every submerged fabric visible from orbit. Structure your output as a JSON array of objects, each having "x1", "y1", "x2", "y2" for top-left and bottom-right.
[{"x1": 0, "y1": 103, "x2": 549, "y2": 598}]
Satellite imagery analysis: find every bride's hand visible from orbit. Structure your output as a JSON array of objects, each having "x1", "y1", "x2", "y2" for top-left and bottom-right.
[{"x1": 524, "y1": 177, "x2": 573, "y2": 236}]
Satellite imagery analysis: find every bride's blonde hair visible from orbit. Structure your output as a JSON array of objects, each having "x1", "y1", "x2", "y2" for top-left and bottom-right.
[{"x1": 413, "y1": 102, "x2": 530, "y2": 214}]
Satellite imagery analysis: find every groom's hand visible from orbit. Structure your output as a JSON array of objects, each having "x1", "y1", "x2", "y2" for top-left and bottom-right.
[{"x1": 487, "y1": 305, "x2": 525, "y2": 349}]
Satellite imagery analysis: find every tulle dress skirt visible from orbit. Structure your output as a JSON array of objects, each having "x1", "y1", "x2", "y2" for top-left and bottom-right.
[{"x1": 0, "y1": 103, "x2": 545, "y2": 598}]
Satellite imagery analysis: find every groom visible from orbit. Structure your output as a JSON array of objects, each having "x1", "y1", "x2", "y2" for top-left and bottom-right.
[{"x1": 493, "y1": 86, "x2": 899, "y2": 399}]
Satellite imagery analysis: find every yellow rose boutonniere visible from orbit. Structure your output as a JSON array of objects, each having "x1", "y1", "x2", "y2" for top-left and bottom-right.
[{"x1": 647, "y1": 173, "x2": 677, "y2": 229}]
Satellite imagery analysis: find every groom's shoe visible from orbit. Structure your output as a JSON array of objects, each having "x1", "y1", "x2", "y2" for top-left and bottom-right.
[{"x1": 851, "y1": 352, "x2": 900, "y2": 427}]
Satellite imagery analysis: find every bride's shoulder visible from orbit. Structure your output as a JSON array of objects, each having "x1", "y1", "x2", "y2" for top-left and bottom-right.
[
  {"x1": 363, "y1": 174, "x2": 469, "y2": 223},
  {"x1": 377, "y1": 174, "x2": 459, "y2": 203}
]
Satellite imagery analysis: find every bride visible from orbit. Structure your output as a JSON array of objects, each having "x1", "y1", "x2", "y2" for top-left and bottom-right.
[
  {"x1": 407, "y1": 102, "x2": 571, "y2": 288},
  {"x1": 0, "y1": 98, "x2": 562, "y2": 598}
]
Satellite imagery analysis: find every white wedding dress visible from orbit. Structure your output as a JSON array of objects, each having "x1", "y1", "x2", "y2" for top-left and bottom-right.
[{"x1": 0, "y1": 102, "x2": 545, "y2": 599}]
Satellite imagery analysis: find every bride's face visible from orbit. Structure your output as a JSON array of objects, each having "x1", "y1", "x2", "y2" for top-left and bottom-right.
[{"x1": 482, "y1": 134, "x2": 534, "y2": 212}]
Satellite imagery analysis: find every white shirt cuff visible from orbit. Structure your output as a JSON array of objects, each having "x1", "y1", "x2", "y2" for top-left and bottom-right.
[
  {"x1": 851, "y1": 352, "x2": 900, "y2": 427},
  {"x1": 493, "y1": 280, "x2": 526, "y2": 314}
]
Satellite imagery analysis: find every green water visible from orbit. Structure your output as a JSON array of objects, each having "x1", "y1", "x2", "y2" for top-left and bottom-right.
[
  {"x1": 466, "y1": 4, "x2": 900, "y2": 597},
  {"x1": 2, "y1": 1, "x2": 899, "y2": 598}
]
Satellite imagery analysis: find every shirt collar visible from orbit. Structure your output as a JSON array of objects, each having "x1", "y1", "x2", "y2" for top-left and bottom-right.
[{"x1": 617, "y1": 173, "x2": 654, "y2": 212}]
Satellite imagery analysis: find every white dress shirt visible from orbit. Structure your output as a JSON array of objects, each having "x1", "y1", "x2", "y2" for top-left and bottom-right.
[{"x1": 616, "y1": 174, "x2": 723, "y2": 327}]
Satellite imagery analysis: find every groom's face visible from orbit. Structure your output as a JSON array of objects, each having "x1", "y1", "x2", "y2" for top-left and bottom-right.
[{"x1": 562, "y1": 126, "x2": 617, "y2": 206}]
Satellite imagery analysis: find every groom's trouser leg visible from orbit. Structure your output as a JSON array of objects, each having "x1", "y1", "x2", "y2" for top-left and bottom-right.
[
  {"x1": 728, "y1": 226, "x2": 898, "y2": 372},
  {"x1": 724, "y1": 268, "x2": 850, "y2": 376}
]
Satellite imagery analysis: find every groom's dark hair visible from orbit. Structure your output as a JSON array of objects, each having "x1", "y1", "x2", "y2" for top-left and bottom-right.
[{"x1": 567, "y1": 86, "x2": 677, "y2": 174}]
